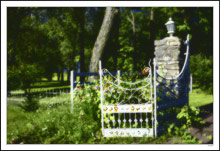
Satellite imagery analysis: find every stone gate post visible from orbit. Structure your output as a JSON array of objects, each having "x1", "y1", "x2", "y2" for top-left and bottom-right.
[{"x1": 154, "y1": 36, "x2": 181, "y2": 79}]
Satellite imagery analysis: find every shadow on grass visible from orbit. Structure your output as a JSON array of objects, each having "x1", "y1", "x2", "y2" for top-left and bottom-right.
[{"x1": 198, "y1": 103, "x2": 213, "y2": 118}]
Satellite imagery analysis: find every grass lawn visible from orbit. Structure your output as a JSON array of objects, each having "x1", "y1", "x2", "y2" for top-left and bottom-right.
[
  {"x1": 7, "y1": 82, "x2": 213, "y2": 144},
  {"x1": 189, "y1": 88, "x2": 213, "y2": 108},
  {"x1": 41, "y1": 72, "x2": 68, "y2": 81}
]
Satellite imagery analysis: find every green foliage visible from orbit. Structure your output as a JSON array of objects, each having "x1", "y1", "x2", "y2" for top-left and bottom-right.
[
  {"x1": 7, "y1": 81, "x2": 166, "y2": 144},
  {"x1": 8, "y1": 103, "x2": 99, "y2": 144},
  {"x1": 177, "y1": 105, "x2": 205, "y2": 127},
  {"x1": 190, "y1": 54, "x2": 213, "y2": 94},
  {"x1": 7, "y1": 7, "x2": 213, "y2": 144},
  {"x1": 7, "y1": 7, "x2": 213, "y2": 92},
  {"x1": 8, "y1": 82, "x2": 209, "y2": 144},
  {"x1": 18, "y1": 94, "x2": 40, "y2": 112},
  {"x1": 207, "y1": 135, "x2": 212, "y2": 141},
  {"x1": 7, "y1": 7, "x2": 62, "y2": 90},
  {"x1": 167, "y1": 105, "x2": 205, "y2": 144},
  {"x1": 7, "y1": 67, "x2": 22, "y2": 91},
  {"x1": 73, "y1": 80, "x2": 101, "y2": 123}
]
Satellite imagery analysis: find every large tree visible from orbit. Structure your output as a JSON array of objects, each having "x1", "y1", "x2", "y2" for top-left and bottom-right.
[
  {"x1": 7, "y1": 7, "x2": 61, "y2": 91},
  {"x1": 88, "y1": 7, "x2": 118, "y2": 81}
]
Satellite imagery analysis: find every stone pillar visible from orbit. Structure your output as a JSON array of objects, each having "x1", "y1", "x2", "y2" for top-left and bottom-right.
[{"x1": 154, "y1": 36, "x2": 181, "y2": 79}]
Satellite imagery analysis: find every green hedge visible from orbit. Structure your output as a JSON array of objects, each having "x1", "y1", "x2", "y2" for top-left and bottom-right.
[{"x1": 190, "y1": 54, "x2": 213, "y2": 94}]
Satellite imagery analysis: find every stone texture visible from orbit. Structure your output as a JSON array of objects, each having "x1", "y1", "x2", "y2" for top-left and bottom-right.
[
  {"x1": 154, "y1": 39, "x2": 167, "y2": 46},
  {"x1": 154, "y1": 36, "x2": 181, "y2": 79}
]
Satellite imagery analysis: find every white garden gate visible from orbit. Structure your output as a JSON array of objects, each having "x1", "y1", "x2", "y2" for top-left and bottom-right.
[
  {"x1": 99, "y1": 61, "x2": 155, "y2": 137},
  {"x1": 71, "y1": 34, "x2": 190, "y2": 138}
]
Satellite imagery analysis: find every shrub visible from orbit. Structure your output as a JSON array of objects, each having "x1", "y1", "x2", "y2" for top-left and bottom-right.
[
  {"x1": 18, "y1": 93, "x2": 40, "y2": 112},
  {"x1": 8, "y1": 81, "x2": 102, "y2": 144},
  {"x1": 190, "y1": 54, "x2": 213, "y2": 94},
  {"x1": 167, "y1": 105, "x2": 205, "y2": 144}
]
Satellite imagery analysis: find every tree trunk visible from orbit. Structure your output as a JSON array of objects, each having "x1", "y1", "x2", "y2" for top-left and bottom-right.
[
  {"x1": 67, "y1": 69, "x2": 70, "y2": 83},
  {"x1": 127, "y1": 10, "x2": 137, "y2": 71},
  {"x1": 80, "y1": 8, "x2": 86, "y2": 83},
  {"x1": 133, "y1": 28, "x2": 137, "y2": 71},
  {"x1": 57, "y1": 71, "x2": 60, "y2": 81},
  {"x1": 89, "y1": 7, "x2": 118, "y2": 82},
  {"x1": 113, "y1": 8, "x2": 120, "y2": 71},
  {"x1": 148, "y1": 7, "x2": 155, "y2": 65},
  {"x1": 61, "y1": 69, "x2": 64, "y2": 83}
]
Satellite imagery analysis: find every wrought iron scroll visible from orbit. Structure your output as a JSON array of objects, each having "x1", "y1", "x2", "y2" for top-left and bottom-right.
[{"x1": 99, "y1": 61, "x2": 154, "y2": 137}]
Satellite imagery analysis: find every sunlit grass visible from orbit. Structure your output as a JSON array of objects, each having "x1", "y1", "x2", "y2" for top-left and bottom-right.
[{"x1": 189, "y1": 87, "x2": 213, "y2": 107}]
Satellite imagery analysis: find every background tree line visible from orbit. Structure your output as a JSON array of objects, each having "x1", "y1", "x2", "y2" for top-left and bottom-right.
[{"x1": 7, "y1": 7, "x2": 213, "y2": 93}]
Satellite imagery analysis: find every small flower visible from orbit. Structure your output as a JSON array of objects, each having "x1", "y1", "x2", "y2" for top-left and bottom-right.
[
  {"x1": 80, "y1": 111, "x2": 84, "y2": 116},
  {"x1": 110, "y1": 88, "x2": 114, "y2": 92},
  {"x1": 95, "y1": 85, "x2": 99, "y2": 90}
]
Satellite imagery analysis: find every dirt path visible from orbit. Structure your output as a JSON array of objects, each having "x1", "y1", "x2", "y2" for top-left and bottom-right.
[
  {"x1": 189, "y1": 104, "x2": 213, "y2": 144},
  {"x1": 187, "y1": 113, "x2": 213, "y2": 144}
]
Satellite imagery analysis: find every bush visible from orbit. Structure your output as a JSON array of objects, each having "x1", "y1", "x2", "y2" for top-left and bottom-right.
[
  {"x1": 9, "y1": 80, "x2": 205, "y2": 144},
  {"x1": 8, "y1": 81, "x2": 101, "y2": 144},
  {"x1": 7, "y1": 67, "x2": 22, "y2": 91},
  {"x1": 167, "y1": 105, "x2": 205, "y2": 144},
  {"x1": 8, "y1": 104, "x2": 100, "y2": 144},
  {"x1": 190, "y1": 54, "x2": 213, "y2": 94},
  {"x1": 19, "y1": 93, "x2": 40, "y2": 112}
]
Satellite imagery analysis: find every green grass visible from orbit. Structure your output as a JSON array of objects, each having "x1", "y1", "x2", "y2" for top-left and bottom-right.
[
  {"x1": 7, "y1": 82, "x2": 213, "y2": 144},
  {"x1": 41, "y1": 72, "x2": 68, "y2": 81},
  {"x1": 41, "y1": 72, "x2": 81, "y2": 82},
  {"x1": 7, "y1": 106, "x2": 29, "y2": 143},
  {"x1": 189, "y1": 87, "x2": 213, "y2": 107},
  {"x1": 7, "y1": 104, "x2": 73, "y2": 144},
  {"x1": 10, "y1": 86, "x2": 70, "y2": 94},
  {"x1": 10, "y1": 72, "x2": 84, "y2": 93},
  {"x1": 31, "y1": 81, "x2": 69, "y2": 87},
  {"x1": 6, "y1": 104, "x2": 171, "y2": 144},
  {"x1": 7, "y1": 92, "x2": 70, "y2": 107}
]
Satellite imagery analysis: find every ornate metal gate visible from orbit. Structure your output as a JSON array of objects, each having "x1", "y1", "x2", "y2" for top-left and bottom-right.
[
  {"x1": 99, "y1": 61, "x2": 154, "y2": 137},
  {"x1": 98, "y1": 34, "x2": 190, "y2": 137}
]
